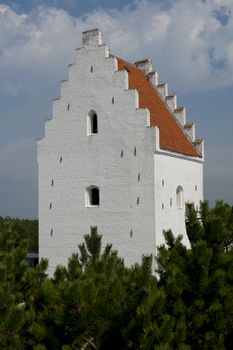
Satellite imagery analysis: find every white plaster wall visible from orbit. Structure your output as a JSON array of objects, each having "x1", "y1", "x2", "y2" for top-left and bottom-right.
[
  {"x1": 38, "y1": 44, "x2": 157, "y2": 275},
  {"x1": 154, "y1": 152, "x2": 203, "y2": 249}
]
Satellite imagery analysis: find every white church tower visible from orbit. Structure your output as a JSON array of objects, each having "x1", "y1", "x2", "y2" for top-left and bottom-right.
[{"x1": 38, "y1": 29, "x2": 204, "y2": 275}]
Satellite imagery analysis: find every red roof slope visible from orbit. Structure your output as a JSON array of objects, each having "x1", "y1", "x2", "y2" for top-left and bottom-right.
[{"x1": 117, "y1": 58, "x2": 200, "y2": 158}]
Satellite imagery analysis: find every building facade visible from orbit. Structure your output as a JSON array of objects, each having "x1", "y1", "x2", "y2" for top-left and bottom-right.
[{"x1": 38, "y1": 29, "x2": 204, "y2": 275}]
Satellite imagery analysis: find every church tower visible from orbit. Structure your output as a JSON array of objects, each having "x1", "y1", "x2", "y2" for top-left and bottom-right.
[{"x1": 38, "y1": 29, "x2": 204, "y2": 275}]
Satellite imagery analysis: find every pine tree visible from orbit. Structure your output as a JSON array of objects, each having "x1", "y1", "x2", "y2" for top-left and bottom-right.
[
  {"x1": 0, "y1": 221, "x2": 29, "y2": 349},
  {"x1": 157, "y1": 201, "x2": 233, "y2": 350}
]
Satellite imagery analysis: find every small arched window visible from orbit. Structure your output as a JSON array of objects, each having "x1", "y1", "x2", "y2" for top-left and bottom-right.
[
  {"x1": 87, "y1": 110, "x2": 98, "y2": 135},
  {"x1": 86, "y1": 186, "x2": 100, "y2": 206},
  {"x1": 176, "y1": 186, "x2": 184, "y2": 209}
]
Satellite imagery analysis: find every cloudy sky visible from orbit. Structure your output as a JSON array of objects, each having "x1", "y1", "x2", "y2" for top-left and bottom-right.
[{"x1": 0, "y1": 0, "x2": 232, "y2": 218}]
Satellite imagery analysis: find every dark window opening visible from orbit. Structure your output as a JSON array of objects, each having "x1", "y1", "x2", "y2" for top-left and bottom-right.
[
  {"x1": 91, "y1": 188, "x2": 99, "y2": 205},
  {"x1": 86, "y1": 186, "x2": 100, "y2": 206},
  {"x1": 134, "y1": 147, "x2": 137, "y2": 156},
  {"x1": 121, "y1": 150, "x2": 124, "y2": 158},
  {"x1": 67, "y1": 103, "x2": 70, "y2": 110},
  {"x1": 112, "y1": 96, "x2": 114, "y2": 104},
  {"x1": 90, "y1": 65, "x2": 93, "y2": 72},
  {"x1": 92, "y1": 113, "x2": 98, "y2": 133},
  {"x1": 88, "y1": 110, "x2": 98, "y2": 135}
]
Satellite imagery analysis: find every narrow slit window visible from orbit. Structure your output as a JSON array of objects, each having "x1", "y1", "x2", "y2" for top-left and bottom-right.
[
  {"x1": 60, "y1": 156, "x2": 62, "y2": 163},
  {"x1": 87, "y1": 110, "x2": 98, "y2": 134},
  {"x1": 137, "y1": 197, "x2": 140, "y2": 205},
  {"x1": 176, "y1": 186, "x2": 184, "y2": 209},
  {"x1": 50, "y1": 229, "x2": 53, "y2": 237},
  {"x1": 162, "y1": 179, "x2": 165, "y2": 187},
  {"x1": 90, "y1": 65, "x2": 93, "y2": 72},
  {"x1": 92, "y1": 114, "x2": 98, "y2": 133},
  {"x1": 134, "y1": 147, "x2": 137, "y2": 156},
  {"x1": 170, "y1": 198, "x2": 172, "y2": 207},
  {"x1": 112, "y1": 96, "x2": 114, "y2": 104},
  {"x1": 121, "y1": 150, "x2": 124, "y2": 158},
  {"x1": 51, "y1": 179, "x2": 54, "y2": 187},
  {"x1": 138, "y1": 173, "x2": 140, "y2": 181},
  {"x1": 162, "y1": 203, "x2": 164, "y2": 210},
  {"x1": 67, "y1": 103, "x2": 70, "y2": 111},
  {"x1": 49, "y1": 202, "x2": 52, "y2": 209},
  {"x1": 130, "y1": 229, "x2": 133, "y2": 237}
]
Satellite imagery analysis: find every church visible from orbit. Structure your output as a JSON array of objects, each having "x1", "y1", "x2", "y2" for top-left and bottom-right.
[{"x1": 37, "y1": 29, "x2": 204, "y2": 275}]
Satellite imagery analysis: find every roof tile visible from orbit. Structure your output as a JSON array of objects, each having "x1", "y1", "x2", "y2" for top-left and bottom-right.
[{"x1": 117, "y1": 58, "x2": 200, "y2": 158}]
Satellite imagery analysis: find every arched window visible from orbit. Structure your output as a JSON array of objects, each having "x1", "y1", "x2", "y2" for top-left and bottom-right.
[
  {"x1": 176, "y1": 186, "x2": 184, "y2": 209},
  {"x1": 87, "y1": 110, "x2": 98, "y2": 135},
  {"x1": 86, "y1": 186, "x2": 100, "y2": 206}
]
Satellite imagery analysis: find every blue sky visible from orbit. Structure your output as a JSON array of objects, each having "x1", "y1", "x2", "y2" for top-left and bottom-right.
[{"x1": 0, "y1": 0, "x2": 232, "y2": 218}]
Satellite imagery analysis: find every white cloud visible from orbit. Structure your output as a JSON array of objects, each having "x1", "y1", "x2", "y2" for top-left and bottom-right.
[{"x1": 0, "y1": 0, "x2": 233, "y2": 94}]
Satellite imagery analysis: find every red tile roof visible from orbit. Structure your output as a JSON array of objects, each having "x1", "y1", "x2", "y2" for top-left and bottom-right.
[{"x1": 117, "y1": 58, "x2": 200, "y2": 158}]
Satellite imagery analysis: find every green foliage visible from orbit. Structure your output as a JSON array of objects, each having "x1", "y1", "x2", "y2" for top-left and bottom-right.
[
  {"x1": 0, "y1": 201, "x2": 233, "y2": 349},
  {"x1": 157, "y1": 200, "x2": 233, "y2": 349},
  {"x1": 0, "y1": 221, "x2": 46, "y2": 349},
  {"x1": 0, "y1": 216, "x2": 38, "y2": 252}
]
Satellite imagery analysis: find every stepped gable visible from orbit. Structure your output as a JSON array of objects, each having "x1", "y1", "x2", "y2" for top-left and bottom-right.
[{"x1": 117, "y1": 58, "x2": 200, "y2": 158}]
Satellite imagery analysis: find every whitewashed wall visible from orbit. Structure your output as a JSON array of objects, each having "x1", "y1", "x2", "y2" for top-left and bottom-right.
[
  {"x1": 38, "y1": 41, "x2": 157, "y2": 275},
  {"x1": 154, "y1": 151, "x2": 203, "y2": 249}
]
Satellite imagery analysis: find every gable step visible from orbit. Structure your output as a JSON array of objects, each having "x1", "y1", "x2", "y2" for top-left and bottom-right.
[
  {"x1": 165, "y1": 94, "x2": 177, "y2": 111},
  {"x1": 147, "y1": 70, "x2": 159, "y2": 87},
  {"x1": 134, "y1": 58, "x2": 153, "y2": 75},
  {"x1": 184, "y1": 122, "x2": 195, "y2": 141},
  {"x1": 157, "y1": 83, "x2": 168, "y2": 99},
  {"x1": 193, "y1": 138, "x2": 204, "y2": 156},
  {"x1": 174, "y1": 107, "x2": 186, "y2": 126}
]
